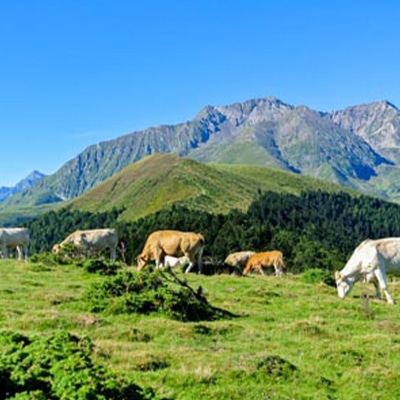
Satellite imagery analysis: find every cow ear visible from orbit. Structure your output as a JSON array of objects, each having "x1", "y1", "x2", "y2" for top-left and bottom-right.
[{"x1": 334, "y1": 271, "x2": 342, "y2": 281}]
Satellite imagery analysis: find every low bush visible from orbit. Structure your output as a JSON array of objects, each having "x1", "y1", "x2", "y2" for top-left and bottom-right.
[
  {"x1": 83, "y1": 270, "x2": 231, "y2": 321},
  {"x1": 0, "y1": 330, "x2": 157, "y2": 400},
  {"x1": 300, "y1": 268, "x2": 335, "y2": 286},
  {"x1": 77, "y1": 258, "x2": 123, "y2": 275}
]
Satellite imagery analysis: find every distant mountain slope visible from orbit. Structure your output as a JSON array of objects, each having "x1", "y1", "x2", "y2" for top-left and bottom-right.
[
  {"x1": 62, "y1": 153, "x2": 356, "y2": 222},
  {"x1": 3, "y1": 96, "x2": 400, "y2": 216},
  {"x1": 0, "y1": 171, "x2": 46, "y2": 202}
]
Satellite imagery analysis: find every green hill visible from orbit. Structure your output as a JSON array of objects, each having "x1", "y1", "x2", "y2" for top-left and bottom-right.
[{"x1": 61, "y1": 153, "x2": 356, "y2": 222}]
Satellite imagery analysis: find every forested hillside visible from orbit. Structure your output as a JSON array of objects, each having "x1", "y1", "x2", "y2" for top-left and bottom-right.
[{"x1": 25, "y1": 190, "x2": 400, "y2": 272}]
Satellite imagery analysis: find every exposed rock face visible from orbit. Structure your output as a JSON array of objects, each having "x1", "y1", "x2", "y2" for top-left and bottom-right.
[{"x1": 330, "y1": 101, "x2": 400, "y2": 162}]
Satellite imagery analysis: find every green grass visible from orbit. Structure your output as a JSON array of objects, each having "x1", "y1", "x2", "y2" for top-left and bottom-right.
[{"x1": 1, "y1": 259, "x2": 400, "y2": 399}]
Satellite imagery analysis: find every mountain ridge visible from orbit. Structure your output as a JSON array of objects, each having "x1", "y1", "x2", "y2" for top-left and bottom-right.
[{"x1": 3, "y1": 95, "x2": 400, "y2": 217}]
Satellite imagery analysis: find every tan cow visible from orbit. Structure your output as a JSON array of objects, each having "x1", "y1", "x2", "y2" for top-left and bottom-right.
[
  {"x1": 243, "y1": 251, "x2": 285, "y2": 277},
  {"x1": 53, "y1": 229, "x2": 118, "y2": 262},
  {"x1": 224, "y1": 251, "x2": 255, "y2": 272},
  {"x1": 137, "y1": 230, "x2": 205, "y2": 273},
  {"x1": 0, "y1": 227, "x2": 30, "y2": 262}
]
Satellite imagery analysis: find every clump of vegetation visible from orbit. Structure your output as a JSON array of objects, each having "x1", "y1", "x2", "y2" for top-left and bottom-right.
[
  {"x1": 83, "y1": 270, "x2": 232, "y2": 321},
  {"x1": 300, "y1": 268, "x2": 335, "y2": 286},
  {"x1": 31, "y1": 251, "x2": 123, "y2": 275},
  {"x1": 77, "y1": 258, "x2": 123, "y2": 275},
  {"x1": 0, "y1": 330, "x2": 156, "y2": 400},
  {"x1": 29, "y1": 251, "x2": 70, "y2": 266},
  {"x1": 256, "y1": 355, "x2": 298, "y2": 379}
]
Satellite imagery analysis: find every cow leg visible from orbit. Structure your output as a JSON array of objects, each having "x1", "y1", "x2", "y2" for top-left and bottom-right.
[
  {"x1": 156, "y1": 252, "x2": 165, "y2": 269},
  {"x1": 2, "y1": 245, "x2": 8, "y2": 259},
  {"x1": 184, "y1": 260, "x2": 194, "y2": 273},
  {"x1": 274, "y1": 263, "x2": 283, "y2": 277},
  {"x1": 372, "y1": 280, "x2": 381, "y2": 299},
  {"x1": 373, "y1": 267, "x2": 394, "y2": 304},
  {"x1": 16, "y1": 246, "x2": 22, "y2": 261},
  {"x1": 110, "y1": 247, "x2": 116, "y2": 263},
  {"x1": 197, "y1": 247, "x2": 204, "y2": 274}
]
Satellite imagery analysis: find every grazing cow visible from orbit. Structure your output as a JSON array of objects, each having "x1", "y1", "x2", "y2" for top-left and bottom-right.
[
  {"x1": 0, "y1": 228, "x2": 30, "y2": 262},
  {"x1": 224, "y1": 251, "x2": 255, "y2": 273},
  {"x1": 243, "y1": 251, "x2": 285, "y2": 277},
  {"x1": 137, "y1": 230, "x2": 204, "y2": 273},
  {"x1": 163, "y1": 255, "x2": 190, "y2": 269},
  {"x1": 53, "y1": 229, "x2": 118, "y2": 262},
  {"x1": 335, "y1": 237, "x2": 400, "y2": 304}
]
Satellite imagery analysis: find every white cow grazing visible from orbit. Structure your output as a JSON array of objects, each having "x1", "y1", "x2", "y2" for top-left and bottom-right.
[
  {"x1": 163, "y1": 255, "x2": 190, "y2": 269},
  {"x1": 335, "y1": 238, "x2": 400, "y2": 304},
  {"x1": 224, "y1": 251, "x2": 255, "y2": 271},
  {"x1": 0, "y1": 228, "x2": 30, "y2": 262},
  {"x1": 53, "y1": 229, "x2": 118, "y2": 262}
]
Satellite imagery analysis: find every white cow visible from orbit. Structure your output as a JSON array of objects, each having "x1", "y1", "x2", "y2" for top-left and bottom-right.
[
  {"x1": 335, "y1": 238, "x2": 400, "y2": 304},
  {"x1": 0, "y1": 228, "x2": 30, "y2": 262},
  {"x1": 163, "y1": 255, "x2": 190, "y2": 269},
  {"x1": 224, "y1": 251, "x2": 255, "y2": 272},
  {"x1": 53, "y1": 229, "x2": 118, "y2": 262}
]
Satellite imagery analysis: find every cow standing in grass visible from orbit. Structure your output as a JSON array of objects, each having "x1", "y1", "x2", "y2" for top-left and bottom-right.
[
  {"x1": 0, "y1": 228, "x2": 30, "y2": 262},
  {"x1": 53, "y1": 229, "x2": 118, "y2": 263},
  {"x1": 137, "y1": 230, "x2": 205, "y2": 273},
  {"x1": 243, "y1": 251, "x2": 285, "y2": 277},
  {"x1": 224, "y1": 251, "x2": 255, "y2": 274},
  {"x1": 335, "y1": 237, "x2": 400, "y2": 304}
]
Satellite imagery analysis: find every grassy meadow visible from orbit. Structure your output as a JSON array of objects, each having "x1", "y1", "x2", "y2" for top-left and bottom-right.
[{"x1": 1, "y1": 259, "x2": 400, "y2": 399}]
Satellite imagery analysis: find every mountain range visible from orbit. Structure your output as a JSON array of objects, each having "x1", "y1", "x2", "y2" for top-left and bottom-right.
[{"x1": 2, "y1": 96, "x2": 400, "y2": 223}]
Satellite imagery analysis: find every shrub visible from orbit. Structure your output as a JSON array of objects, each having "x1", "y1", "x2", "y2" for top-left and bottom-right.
[
  {"x1": 77, "y1": 258, "x2": 122, "y2": 275},
  {"x1": 29, "y1": 252, "x2": 70, "y2": 266},
  {"x1": 84, "y1": 270, "x2": 229, "y2": 321},
  {"x1": 0, "y1": 330, "x2": 156, "y2": 399},
  {"x1": 300, "y1": 268, "x2": 335, "y2": 286}
]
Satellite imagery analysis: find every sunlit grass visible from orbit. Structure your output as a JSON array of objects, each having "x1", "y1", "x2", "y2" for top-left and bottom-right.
[{"x1": 1, "y1": 259, "x2": 400, "y2": 398}]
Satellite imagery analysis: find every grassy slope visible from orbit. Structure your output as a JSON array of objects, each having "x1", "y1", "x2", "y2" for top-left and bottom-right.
[
  {"x1": 63, "y1": 154, "x2": 355, "y2": 222},
  {"x1": 2, "y1": 259, "x2": 400, "y2": 399}
]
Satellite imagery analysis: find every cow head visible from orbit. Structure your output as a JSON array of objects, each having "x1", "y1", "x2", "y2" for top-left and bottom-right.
[
  {"x1": 335, "y1": 271, "x2": 354, "y2": 299},
  {"x1": 136, "y1": 254, "x2": 147, "y2": 271},
  {"x1": 52, "y1": 244, "x2": 61, "y2": 254}
]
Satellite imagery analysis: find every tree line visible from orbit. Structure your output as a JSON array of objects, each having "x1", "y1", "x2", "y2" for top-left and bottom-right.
[{"x1": 24, "y1": 190, "x2": 400, "y2": 273}]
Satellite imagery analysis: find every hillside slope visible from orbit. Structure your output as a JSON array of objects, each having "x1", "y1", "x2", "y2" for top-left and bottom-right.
[{"x1": 62, "y1": 153, "x2": 355, "y2": 222}]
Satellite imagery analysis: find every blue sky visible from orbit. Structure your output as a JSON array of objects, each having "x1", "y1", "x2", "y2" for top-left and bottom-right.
[{"x1": 1, "y1": 0, "x2": 400, "y2": 186}]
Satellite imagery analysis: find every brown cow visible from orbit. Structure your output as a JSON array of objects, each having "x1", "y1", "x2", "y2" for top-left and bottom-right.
[
  {"x1": 137, "y1": 230, "x2": 205, "y2": 273},
  {"x1": 243, "y1": 251, "x2": 285, "y2": 277}
]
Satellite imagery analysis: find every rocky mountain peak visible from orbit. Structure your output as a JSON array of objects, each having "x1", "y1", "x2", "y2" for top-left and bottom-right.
[{"x1": 330, "y1": 100, "x2": 400, "y2": 160}]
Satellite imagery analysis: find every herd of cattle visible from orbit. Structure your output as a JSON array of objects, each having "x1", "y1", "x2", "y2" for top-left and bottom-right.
[{"x1": 1, "y1": 227, "x2": 400, "y2": 304}]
